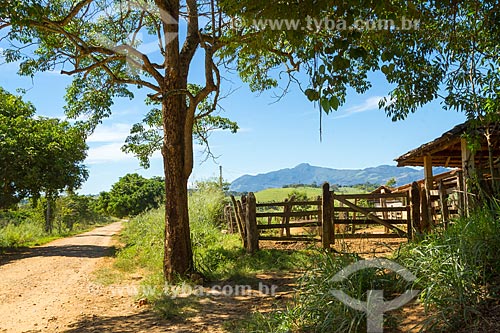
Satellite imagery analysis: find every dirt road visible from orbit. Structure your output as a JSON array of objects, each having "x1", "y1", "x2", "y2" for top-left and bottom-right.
[
  {"x1": 0, "y1": 222, "x2": 134, "y2": 333},
  {"x1": 0, "y1": 222, "x2": 293, "y2": 333}
]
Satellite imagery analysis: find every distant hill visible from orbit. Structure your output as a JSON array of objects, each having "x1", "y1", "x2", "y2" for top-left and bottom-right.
[{"x1": 230, "y1": 163, "x2": 450, "y2": 192}]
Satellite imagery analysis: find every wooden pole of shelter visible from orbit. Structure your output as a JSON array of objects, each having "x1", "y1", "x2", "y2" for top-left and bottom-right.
[
  {"x1": 322, "y1": 183, "x2": 333, "y2": 249},
  {"x1": 406, "y1": 190, "x2": 413, "y2": 240},
  {"x1": 410, "y1": 182, "x2": 421, "y2": 236},
  {"x1": 245, "y1": 192, "x2": 259, "y2": 253},
  {"x1": 457, "y1": 170, "x2": 465, "y2": 216},
  {"x1": 423, "y1": 154, "x2": 434, "y2": 227},
  {"x1": 419, "y1": 186, "x2": 431, "y2": 233}
]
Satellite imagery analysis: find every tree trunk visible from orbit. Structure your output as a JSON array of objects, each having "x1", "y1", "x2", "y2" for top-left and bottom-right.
[
  {"x1": 161, "y1": 0, "x2": 194, "y2": 278},
  {"x1": 45, "y1": 196, "x2": 53, "y2": 234},
  {"x1": 161, "y1": 81, "x2": 195, "y2": 280}
]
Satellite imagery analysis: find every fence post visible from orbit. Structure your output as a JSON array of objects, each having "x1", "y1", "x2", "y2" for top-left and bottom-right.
[
  {"x1": 410, "y1": 182, "x2": 420, "y2": 238},
  {"x1": 380, "y1": 188, "x2": 390, "y2": 234},
  {"x1": 316, "y1": 196, "x2": 322, "y2": 237},
  {"x1": 230, "y1": 195, "x2": 247, "y2": 248},
  {"x1": 322, "y1": 183, "x2": 332, "y2": 249},
  {"x1": 245, "y1": 192, "x2": 259, "y2": 253},
  {"x1": 280, "y1": 199, "x2": 292, "y2": 237},
  {"x1": 410, "y1": 182, "x2": 421, "y2": 233},
  {"x1": 284, "y1": 196, "x2": 294, "y2": 237},
  {"x1": 352, "y1": 198, "x2": 358, "y2": 234}
]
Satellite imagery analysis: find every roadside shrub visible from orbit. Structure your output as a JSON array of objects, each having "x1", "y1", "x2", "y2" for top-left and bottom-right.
[
  {"x1": 0, "y1": 218, "x2": 45, "y2": 248},
  {"x1": 116, "y1": 208, "x2": 164, "y2": 273},
  {"x1": 0, "y1": 209, "x2": 35, "y2": 228},
  {"x1": 105, "y1": 174, "x2": 165, "y2": 218},
  {"x1": 239, "y1": 206, "x2": 500, "y2": 333}
]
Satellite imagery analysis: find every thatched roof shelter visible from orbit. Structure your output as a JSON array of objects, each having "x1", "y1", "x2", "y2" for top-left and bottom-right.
[
  {"x1": 395, "y1": 121, "x2": 500, "y2": 214},
  {"x1": 395, "y1": 122, "x2": 500, "y2": 169}
]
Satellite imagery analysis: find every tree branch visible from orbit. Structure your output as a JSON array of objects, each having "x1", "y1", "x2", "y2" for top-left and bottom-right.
[
  {"x1": 179, "y1": 0, "x2": 200, "y2": 78},
  {"x1": 56, "y1": 0, "x2": 93, "y2": 26}
]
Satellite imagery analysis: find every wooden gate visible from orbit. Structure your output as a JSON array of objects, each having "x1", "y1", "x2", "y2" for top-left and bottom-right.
[{"x1": 329, "y1": 191, "x2": 411, "y2": 240}]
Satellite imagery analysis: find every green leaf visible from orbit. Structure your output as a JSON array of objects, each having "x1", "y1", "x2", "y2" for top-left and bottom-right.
[
  {"x1": 381, "y1": 51, "x2": 393, "y2": 62},
  {"x1": 321, "y1": 98, "x2": 330, "y2": 113},
  {"x1": 329, "y1": 96, "x2": 340, "y2": 111},
  {"x1": 305, "y1": 89, "x2": 320, "y2": 101}
]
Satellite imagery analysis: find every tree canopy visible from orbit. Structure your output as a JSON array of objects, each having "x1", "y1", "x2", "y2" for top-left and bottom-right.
[
  {"x1": 101, "y1": 173, "x2": 165, "y2": 218},
  {"x1": 0, "y1": 87, "x2": 88, "y2": 209}
]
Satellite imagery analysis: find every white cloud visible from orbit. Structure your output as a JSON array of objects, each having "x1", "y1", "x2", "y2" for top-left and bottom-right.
[
  {"x1": 86, "y1": 135, "x2": 163, "y2": 165},
  {"x1": 333, "y1": 96, "x2": 386, "y2": 119},
  {"x1": 87, "y1": 123, "x2": 132, "y2": 143},
  {"x1": 86, "y1": 143, "x2": 133, "y2": 164}
]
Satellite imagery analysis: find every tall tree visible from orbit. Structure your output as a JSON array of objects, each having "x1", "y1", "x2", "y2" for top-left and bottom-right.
[
  {"x1": 0, "y1": 88, "x2": 88, "y2": 223},
  {"x1": 0, "y1": 0, "x2": 426, "y2": 280},
  {"x1": 122, "y1": 84, "x2": 238, "y2": 169},
  {"x1": 0, "y1": 87, "x2": 36, "y2": 208},
  {"x1": 12, "y1": 0, "x2": 499, "y2": 276}
]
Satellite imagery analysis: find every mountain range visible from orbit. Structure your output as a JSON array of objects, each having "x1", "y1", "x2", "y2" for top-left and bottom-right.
[{"x1": 229, "y1": 163, "x2": 450, "y2": 192}]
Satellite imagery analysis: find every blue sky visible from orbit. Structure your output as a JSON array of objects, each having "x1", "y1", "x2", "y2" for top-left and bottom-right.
[{"x1": 0, "y1": 47, "x2": 466, "y2": 195}]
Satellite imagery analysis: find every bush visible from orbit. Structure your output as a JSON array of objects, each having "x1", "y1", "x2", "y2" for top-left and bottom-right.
[
  {"x1": 0, "y1": 218, "x2": 45, "y2": 248},
  {"x1": 397, "y1": 206, "x2": 500, "y2": 331},
  {"x1": 104, "y1": 174, "x2": 165, "y2": 218}
]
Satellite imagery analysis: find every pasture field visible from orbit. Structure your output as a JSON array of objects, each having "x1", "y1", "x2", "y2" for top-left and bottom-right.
[{"x1": 254, "y1": 186, "x2": 366, "y2": 202}]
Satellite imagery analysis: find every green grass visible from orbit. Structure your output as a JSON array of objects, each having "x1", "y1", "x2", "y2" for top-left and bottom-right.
[
  {"x1": 233, "y1": 250, "x2": 405, "y2": 333},
  {"x1": 0, "y1": 221, "x2": 46, "y2": 249},
  {"x1": 396, "y1": 206, "x2": 500, "y2": 331},
  {"x1": 114, "y1": 182, "x2": 312, "y2": 319},
  {"x1": 115, "y1": 207, "x2": 310, "y2": 283},
  {"x1": 0, "y1": 219, "x2": 115, "y2": 252},
  {"x1": 255, "y1": 186, "x2": 364, "y2": 202},
  {"x1": 237, "y1": 205, "x2": 500, "y2": 333},
  {"x1": 0, "y1": 200, "x2": 113, "y2": 251}
]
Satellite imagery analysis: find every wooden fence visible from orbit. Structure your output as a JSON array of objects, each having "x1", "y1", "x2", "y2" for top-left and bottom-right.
[{"x1": 229, "y1": 182, "x2": 418, "y2": 253}]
